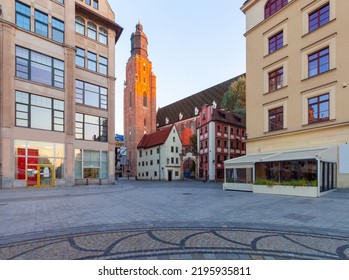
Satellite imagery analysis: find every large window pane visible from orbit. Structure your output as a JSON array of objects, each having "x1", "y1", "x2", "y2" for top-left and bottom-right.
[
  {"x1": 31, "y1": 107, "x2": 52, "y2": 130},
  {"x1": 16, "y1": 46, "x2": 64, "y2": 88}
]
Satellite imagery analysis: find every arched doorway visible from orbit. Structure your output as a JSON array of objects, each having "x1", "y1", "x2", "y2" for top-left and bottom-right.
[{"x1": 183, "y1": 158, "x2": 196, "y2": 179}]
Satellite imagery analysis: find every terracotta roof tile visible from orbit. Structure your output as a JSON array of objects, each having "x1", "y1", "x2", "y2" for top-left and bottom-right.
[{"x1": 137, "y1": 125, "x2": 174, "y2": 149}]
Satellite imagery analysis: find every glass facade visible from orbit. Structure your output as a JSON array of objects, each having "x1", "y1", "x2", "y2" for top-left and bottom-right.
[
  {"x1": 226, "y1": 168, "x2": 253, "y2": 183},
  {"x1": 14, "y1": 140, "x2": 64, "y2": 181},
  {"x1": 75, "y1": 149, "x2": 108, "y2": 179},
  {"x1": 255, "y1": 160, "x2": 317, "y2": 183}
]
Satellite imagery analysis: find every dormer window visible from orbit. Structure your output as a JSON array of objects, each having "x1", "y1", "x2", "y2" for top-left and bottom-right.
[{"x1": 265, "y1": 0, "x2": 288, "y2": 19}]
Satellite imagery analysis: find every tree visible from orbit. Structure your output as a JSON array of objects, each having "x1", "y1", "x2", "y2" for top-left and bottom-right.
[{"x1": 222, "y1": 76, "x2": 246, "y2": 116}]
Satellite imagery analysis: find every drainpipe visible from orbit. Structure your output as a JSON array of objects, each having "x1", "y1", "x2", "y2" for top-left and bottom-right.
[
  {"x1": 317, "y1": 159, "x2": 321, "y2": 197},
  {"x1": 158, "y1": 145, "x2": 161, "y2": 181}
]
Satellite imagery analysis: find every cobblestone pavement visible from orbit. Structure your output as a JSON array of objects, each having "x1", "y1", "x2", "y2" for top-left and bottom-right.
[
  {"x1": 0, "y1": 179, "x2": 349, "y2": 260},
  {"x1": 1, "y1": 227, "x2": 348, "y2": 260}
]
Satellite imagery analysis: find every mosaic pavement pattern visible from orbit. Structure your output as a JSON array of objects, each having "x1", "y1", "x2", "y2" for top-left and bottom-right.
[{"x1": 1, "y1": 227, "x2": 348, "y2": 260}]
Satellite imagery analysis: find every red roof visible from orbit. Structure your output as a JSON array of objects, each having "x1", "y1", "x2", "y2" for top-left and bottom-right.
[
  {"x1": 180, "y1": 127, "x2": 194, "y2": 146},
  {"x1": 137, "y1": 125, "x2": 174, "y2": 149}
]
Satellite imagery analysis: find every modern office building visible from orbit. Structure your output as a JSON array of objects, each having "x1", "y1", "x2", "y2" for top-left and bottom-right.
[
  {"x1": 0, "y1": 0, "x2": 122, "y2": 188},
  {"x1": 224, "y1": 0, "x2": 349, "y2": 196}
]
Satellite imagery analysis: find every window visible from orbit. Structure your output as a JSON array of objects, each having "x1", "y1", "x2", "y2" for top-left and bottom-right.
[
  {"x1": 154, "y1": 171, "x2": 157, "y2": 177},
  {"x1": 87, "y1": 22, "x2": 97, "y2": 40},
  {"x1": 217, "y1": 139, "x2": 221, "y2": 147},
  {"x1": 265, "y1": 0, "x2": 288, "y2": 19},
  {"x1": 217, "y1": 155, "x2": 221, "y2": 163},
  {"x1": 86, "y1": 0, "x2": 91, "y2": 5},
  {"x1": 176, "y1": 147, "x2": 178, "y2": 153},
  {"x1": 76, "y1": 47, "x2": 85, "y2": 67},
  {"x1": 75, "y1": 16, "x2": 85, "y2": 35},
  {"x1": 176, "y1": 158, "x2": 179, "y2": 164},
  {"x1": 93, "y1": 0, "x2": 99, "y2": 9},
  {"x1": 150, "y1": 160, "x2": 153, "y2": 166},
  {"x1": 15, "y1": 46, "x2": 64, "y2": 89},
  {"x1": 16, "y1": 1, "x2": 31, "y2": 31},
  {"x1": 99, "y1": 28, "x2": 108, "y2": 45},
  {"x1": 76, "y1": 80, "x2": 107, "y2": 109},
  {"x1": 56, "y1": 0, "x2": 64, "y2": 3},
  {"x1": 99, "y1": 56, "x2": 108, "y2": 75},
  {"x1": 75, "y1": 150, "x2": 108, "y2": 179},
  {"x1": 157, "y1": 148, "x2": 160, "y2": 154},
  {"x1": 309, "y1": 4, "x2": 330, "y2": 32},
  {"x1": 217, "y1": 125, "x2": 221, "y2": 132},
  {"x1": 52, "y1": 18, "x2": 65, "y2": 43},
  {"x1": 308, "y1": 47, "x2": 329, "y2": 77},
  {"x1": 171, "y1": 146, "x2": 174, "y2": 153},
  {"x1": 75, "y1": 113, "x2": 108, "y2": 142},
  {"x1": 34, "y1": 10, "x2": 49, "y2": 37},
  {"x1": 171, "y1": 157, "x2": 174, "y2": 164},
  {"x1": 139, "y1": 150, "x2": 142, "y2": 157},
  {"x1": 269, "y1": 68, "x2": 283, "y2": 91},
  {"x1": 87, "y1": 51, "x2": 97, "y2": 71},
  {"x1": 269, "y1": 31, "x2": 283, "y2": 53},
  {"x1": 143, "y1": 92, "x2": 147, "y2": 107},
  {"x1": 308, "y1": 93, "x2": 329, "y2": 123},
  {"x1": 268, "y1": 107, "x2": 284, "y2": 131},
  {"x1": 16, "y1": 91, "x2": 64, "y2": 132}
]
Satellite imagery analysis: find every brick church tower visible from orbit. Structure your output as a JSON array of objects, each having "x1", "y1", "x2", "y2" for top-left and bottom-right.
[{"x1": 124, "y1": 22, "x2": 156, "y2": 177}]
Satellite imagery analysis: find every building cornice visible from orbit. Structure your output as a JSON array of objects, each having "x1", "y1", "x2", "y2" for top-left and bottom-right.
[{"x1": 75, "y1": 2, "x2": 123, "y2": 44}]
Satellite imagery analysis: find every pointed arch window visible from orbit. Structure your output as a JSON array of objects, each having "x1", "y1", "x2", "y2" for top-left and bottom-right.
[
  {"x1": 265, "y1": 0, "x2": 288, "y2": 19},
  {"x1": 87, "y1": 22, "x2": 97, "y2": 40},
  {"x1": 143, "y1": 92, "x2": 147, "y2": 107},
  {"x1": 129, "y1": 91, "x2": 132, "y2": 108},
  {"x1": 75, "y1": 16, "x2": 85, "y2": 35}
]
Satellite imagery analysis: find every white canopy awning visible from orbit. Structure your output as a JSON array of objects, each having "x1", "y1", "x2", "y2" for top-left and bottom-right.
[{"x1": 224, "y1": 146, "x2": 337, "y2": 169}]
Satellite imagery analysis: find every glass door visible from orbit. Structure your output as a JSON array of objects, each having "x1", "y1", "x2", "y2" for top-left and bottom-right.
[{"x1": 26, "y1": 164, "x2": 55, "y2": 187}]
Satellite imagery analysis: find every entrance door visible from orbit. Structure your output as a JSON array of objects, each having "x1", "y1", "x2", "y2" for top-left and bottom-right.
[
  {"x1": 168, "y1": 170, "x2": 173, "y2": 181},
  {"x1": 26, "y1": 164, "x2": 55, "y2": 187}
]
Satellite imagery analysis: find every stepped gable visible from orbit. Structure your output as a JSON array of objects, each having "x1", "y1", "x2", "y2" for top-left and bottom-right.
[{"x1": 156, "y1": 74, "x2": 244, "y2": 128}]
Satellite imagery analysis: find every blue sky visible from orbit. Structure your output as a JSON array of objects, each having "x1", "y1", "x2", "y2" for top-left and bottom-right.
[{"x1": 110, "y1": 0, "x2": 246, "y2": 134}]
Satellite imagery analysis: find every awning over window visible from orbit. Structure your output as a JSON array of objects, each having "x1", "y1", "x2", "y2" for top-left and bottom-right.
[{"x1": 224, "y1": 146, "x2": 337, "y2": 168}]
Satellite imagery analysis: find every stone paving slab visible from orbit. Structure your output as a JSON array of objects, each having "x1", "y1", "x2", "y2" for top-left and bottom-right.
[{"x1": 0, "y1": 180, "x2": 349, "y2": 260}]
